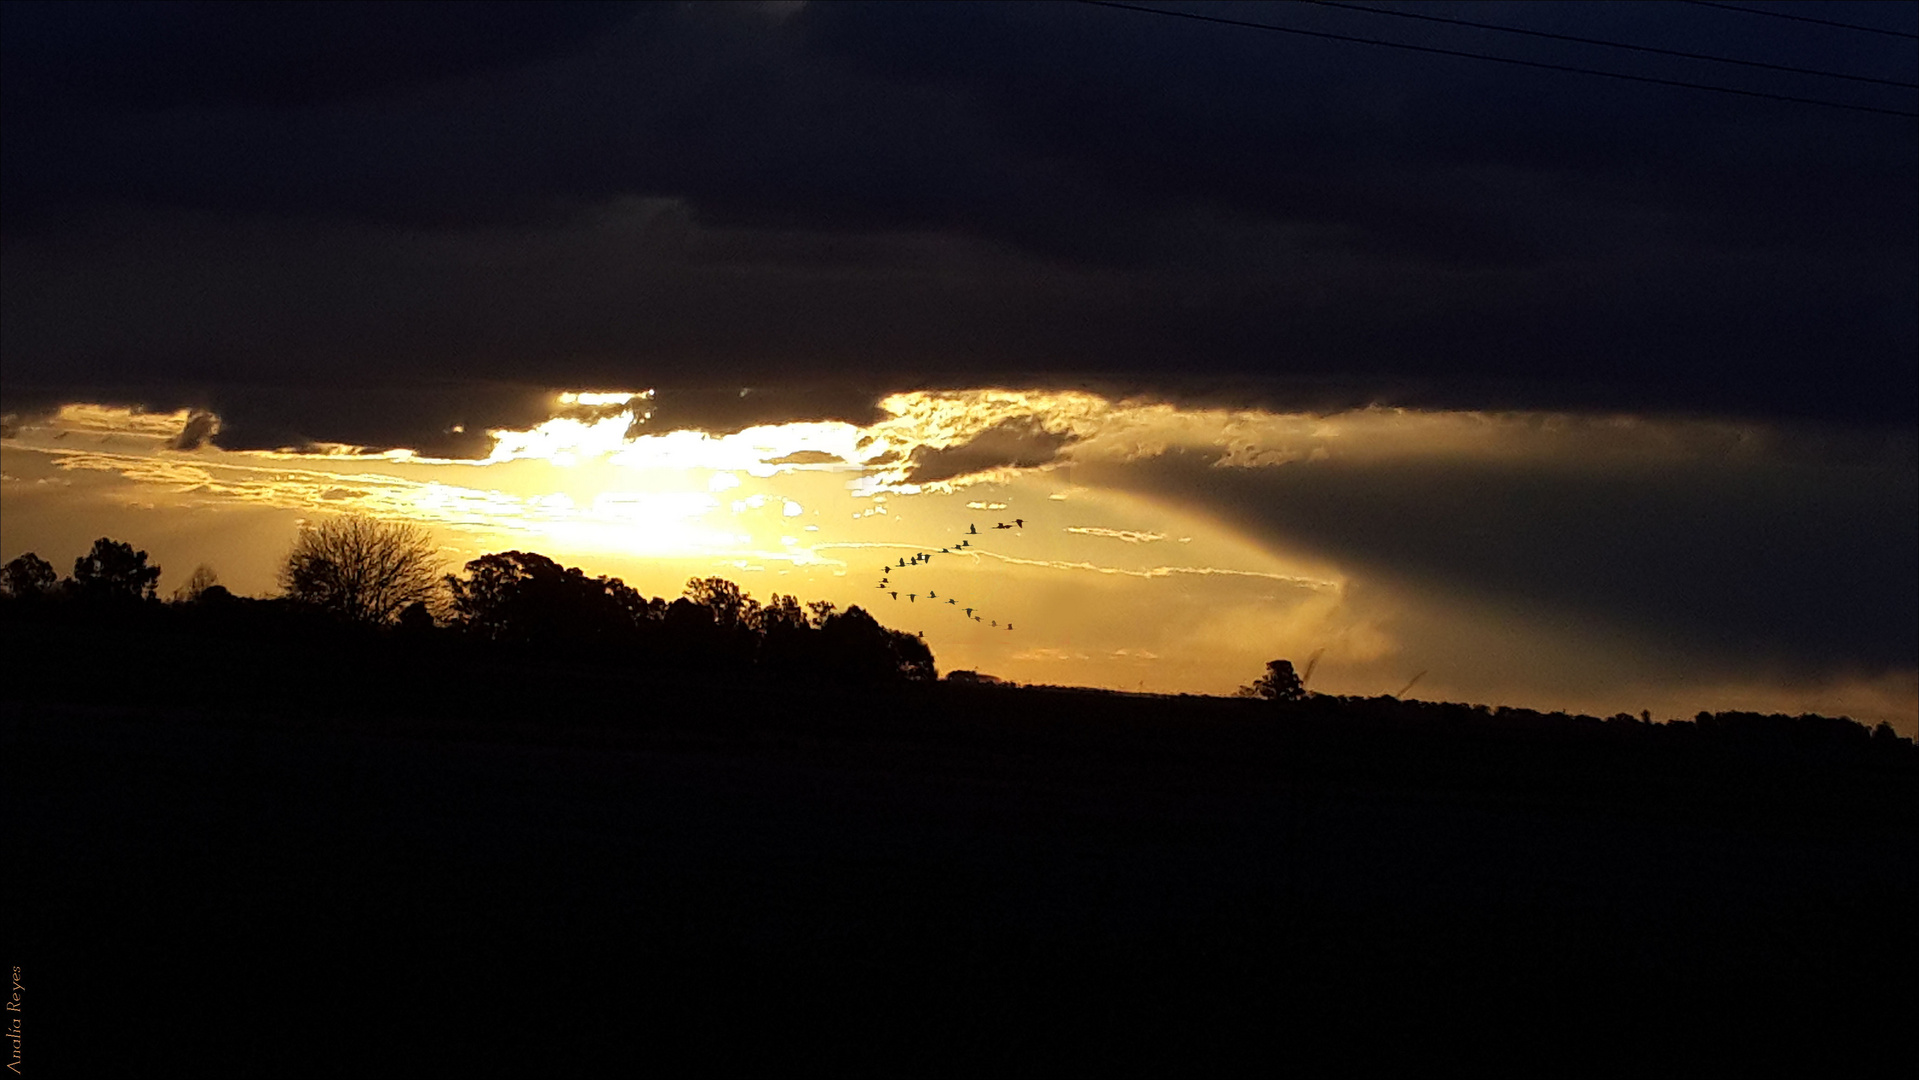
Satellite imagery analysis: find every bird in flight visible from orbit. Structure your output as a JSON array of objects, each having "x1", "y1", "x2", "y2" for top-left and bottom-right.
[
  {"x1": 890, "y1": 591, "x2": 898, "y2": 600},
  {"x1": 1014, "y1": 518, "x2": 1024, "y2": 528},
  {"x1": 968, "y1": 524, "x2": 977, "y2": 534},
  {"x1": 897, "y1": 558, "x2": 906, "y2": 567},
  {"x1": 908, "y1": 593, "x2": 917, "y2": 602},
  {"x1": 1006, "y1": 624, "x2": 1014, "y2": 631},
  {"x1": 947, "y1": 598, "x2": 957, "y2": 605},
  {"x1": 928, "y1": 590, "x2": 937, "y2": 599},
  {"x1": 964, "y1": 607, "x2": 973, "y2": 617},
  {"x1": 994, "y1": 522, "x2": 1011, "y2": 530}
]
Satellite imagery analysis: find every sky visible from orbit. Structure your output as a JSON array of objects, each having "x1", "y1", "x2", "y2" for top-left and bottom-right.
[{"x1": 3, "y1": 1, "x2": 1915, "y2": 732}]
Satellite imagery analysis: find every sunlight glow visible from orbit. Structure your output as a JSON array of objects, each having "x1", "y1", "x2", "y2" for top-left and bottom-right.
[{"x1": 9, "y1": 390, "x2": 1913, "y2": 733}]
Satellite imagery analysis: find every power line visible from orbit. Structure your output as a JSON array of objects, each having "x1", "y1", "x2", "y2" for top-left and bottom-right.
[
  {"x1": 1074, "y1": 1, "x2": 1919, "y2": 118},
  {"x1": 1307, "y1": 0, "x2": 1918, "y2": 89},
  {"x1": 1680, "y1": 1, "x2": 1919, "y2": 41}
]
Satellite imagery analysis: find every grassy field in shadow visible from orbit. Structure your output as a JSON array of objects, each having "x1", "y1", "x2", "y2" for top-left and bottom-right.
[{"x1": 6, "y1": 611, "x2": 1915, "y2": 1075}]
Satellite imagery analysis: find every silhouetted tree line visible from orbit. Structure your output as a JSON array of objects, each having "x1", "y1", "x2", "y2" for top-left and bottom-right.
[
  {"x1": 438, "y1": 549, "x2": 934, "y2": 683},
  {"x1": 1, "y1": 533, "x2": 1910, "y2": 757},
  {"x1": 1233, "y1": 656, "x2": 1913, "y2": 758},
  {"x1": 1, "y1": 539, "x2": 162, "y2": 604},
  {"x1": 1, "y1": 526, "x2": 936, "y2": 689}
]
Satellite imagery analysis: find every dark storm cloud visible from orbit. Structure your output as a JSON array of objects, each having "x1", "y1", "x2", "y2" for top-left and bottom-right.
[
  {"x1": 1090, "y1": 431, "x2": 1919, "y2": 675},
  {"x1": 2, "y1": 1, "x2": 1914, "y2": 444},
  {"x1": 761, "y1": 450, "x2": 845, "y2": 467},
  {"x1": 902, "y1": 418, "x2": 1077, "y2": 485},
  {"x1": 0, "y1": 380, "x2": 563, "y2": 458},
  {"x1": 638, "y1": 384, "x2": 887, "y2": 437},
  {"x1": 0, "y1": 1, "x2": 633, "y2": 114},
  {"x1": 165, "y1": 409, "x2": 218, "y2": 451}
]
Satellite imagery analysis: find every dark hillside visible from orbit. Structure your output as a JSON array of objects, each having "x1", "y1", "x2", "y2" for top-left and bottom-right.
[{"x1": 6, "y1": 602, "x2": 1915, "y2": 1076}]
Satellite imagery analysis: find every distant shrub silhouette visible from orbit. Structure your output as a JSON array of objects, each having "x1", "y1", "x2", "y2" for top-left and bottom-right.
[
  {"x1": 196, "y1": 584, "x2": 236, "y2": 606},
  {"x1": 281, "y1": 515, "x2": 442, "y2": 625},
  {"x1": 2, "y1": 552, "x2": 58, "y2": 599},
  {"x1": 171, "y1": 563, "x2": 220, "y2": 604},
  {"x1": 70, "y1": 538, "x2": 161, "y2": 603},
  {"x1": 1238, "y1": 659, "x2": 1305, "y2": 702},
  {"x1": 397, "y1": 600, "x2": 437, "y2": 634},
  {"x1": 946, "y1": 670, "x2": 1005, "y2": 686}
]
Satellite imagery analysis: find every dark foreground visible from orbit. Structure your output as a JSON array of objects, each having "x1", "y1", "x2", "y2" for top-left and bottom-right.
[{"x1": 8, "y1": 681, "x2": 1915, "y2": 1076}]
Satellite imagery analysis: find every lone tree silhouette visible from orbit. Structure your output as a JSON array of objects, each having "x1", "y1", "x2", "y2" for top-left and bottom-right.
[
  {"x1": 1239, "y1": 658, "x2": 1306, "y2": 702},
  {"x1": 71, "y1": 538, "x2": 162, "y2": 602},
  {"x1": 280, "y1": 515, "x2": 442, "y2": 625}
]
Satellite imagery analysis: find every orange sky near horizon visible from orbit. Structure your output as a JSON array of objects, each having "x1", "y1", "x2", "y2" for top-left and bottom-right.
[{"x1": 2, "y1": 389, "x2": 1914, "y2": 736}]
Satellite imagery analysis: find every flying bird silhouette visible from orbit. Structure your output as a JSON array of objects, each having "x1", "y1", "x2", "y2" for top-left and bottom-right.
[
  {"x1": 1014, "y1": 518, "x2": 1023, "y2": 528},
  {"x1": 908, "y1": 593, "x2": 917, "y2": 602},
  {"x1": 968, "y1": 524, "x2": 977, "y2": 534},
  {"x1": 890, "y1": 591, "x2": 898, "y2": 600}
]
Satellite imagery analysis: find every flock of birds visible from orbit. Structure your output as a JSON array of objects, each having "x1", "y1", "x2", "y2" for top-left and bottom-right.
[{"x1": 877, "y1": 518, "x2": 1025, "y2": 633}]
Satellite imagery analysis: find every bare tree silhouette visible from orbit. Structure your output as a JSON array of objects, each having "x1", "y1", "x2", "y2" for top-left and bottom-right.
[{"x1": 281, "y1": 515, "x2": 442, "y2": 625}]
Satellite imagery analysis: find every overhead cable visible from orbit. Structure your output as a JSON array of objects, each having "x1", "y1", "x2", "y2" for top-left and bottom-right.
[
  {"x1": 1679, "y1": 1, "x2": 1919, "y2": 41},
  {"x1": 1307, "y1": 0, "x2": 1918, "y2": 88},
  {"x1": 1074, "y1": 1, "x2": 1919, "y2": 118}
]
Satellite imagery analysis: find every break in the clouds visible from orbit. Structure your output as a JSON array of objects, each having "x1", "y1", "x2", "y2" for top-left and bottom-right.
[
  {"x1": 3, "y1": 390, "x2": 1912, "y2": 733},
  {"x1": 1, "y1": 4, "x2": 1913, "y2": 729}
]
